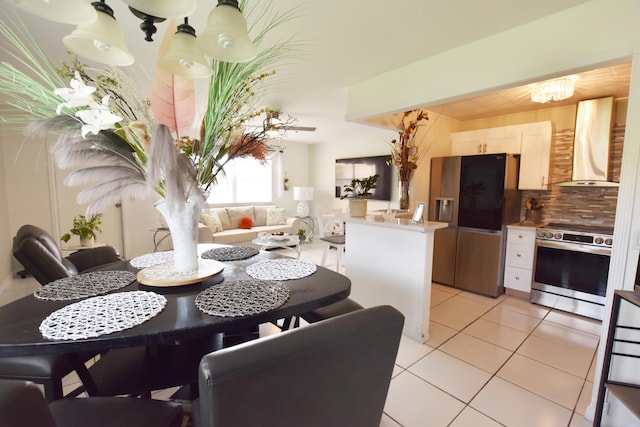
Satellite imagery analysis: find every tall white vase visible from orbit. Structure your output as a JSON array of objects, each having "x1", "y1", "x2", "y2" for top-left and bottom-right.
[{"x1": 155, "y1": 197, "x2": 202, "y2": 272}]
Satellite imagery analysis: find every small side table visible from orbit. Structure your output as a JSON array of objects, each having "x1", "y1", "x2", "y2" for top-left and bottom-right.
[
  {"x1": 252, "y1": 236, "x2": 301, "y2": 258},
  {"x1": 292, "y1": 216, "x2": 315, "y2": 242}
]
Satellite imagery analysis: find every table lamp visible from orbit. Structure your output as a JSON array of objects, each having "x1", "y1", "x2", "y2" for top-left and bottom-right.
[{"x1": 293, "y1": 186, "x2": 314, "y2": 217}]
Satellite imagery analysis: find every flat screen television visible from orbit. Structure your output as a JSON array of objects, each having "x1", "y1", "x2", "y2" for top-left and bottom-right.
[{"x1": 335, "y1": 155, "x2": 392, "y2": 201}]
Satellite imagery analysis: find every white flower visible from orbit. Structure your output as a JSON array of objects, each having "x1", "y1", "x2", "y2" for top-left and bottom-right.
[
  {"x1": 76, "y1": 108, "x2": 123, "y2": 137},
  {"x1": 54, "y1": 72, "x2": 96, "y2": 114}
]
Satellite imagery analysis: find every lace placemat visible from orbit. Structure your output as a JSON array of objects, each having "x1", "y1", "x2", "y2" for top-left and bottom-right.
[
  {"x1": 246, "y1": 259, "x2": 317, "y2": 281},
  {"x1": 34, "y1": 271, "x2": 136, "y2": 301},
  {"x1": 201, "y1": 246, "x2": 259, "y2": 262},
  {"x1": 130, "y1": 251, "x2": 174, "y2": 269},
  {"x1": 195, "y1": 280, "x2": 290, "y2": 317},
  {"x1": 39, "y1": 291, "x2": 166, "y2": 340}
]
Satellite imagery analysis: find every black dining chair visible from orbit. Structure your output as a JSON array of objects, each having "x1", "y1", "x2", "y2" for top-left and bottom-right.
[
  {"x1": 192, "y1": 305, "x2": 404, "y2": 427},
  {"x1": 0, "y1": 379, "x2": 184, "y2": 427}
]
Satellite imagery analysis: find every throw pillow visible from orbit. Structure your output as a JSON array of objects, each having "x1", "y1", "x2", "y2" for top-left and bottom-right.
[
  {"x1": 227, "y1": 206, "x2": 255, "y2": 229},
  {"x1": 239, "y1": 216, "x2": 253, "y2": 229},
  {"x1": 266, "y1": 207, "x2": 286, "y2": 226},
  {"x1": 201, "y1": 210, "x2": 223, "y2": 233}
]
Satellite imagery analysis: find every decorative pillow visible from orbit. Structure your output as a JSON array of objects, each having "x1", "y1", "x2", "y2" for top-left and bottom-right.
[
  {"x1": 238, "y1": 216, "x2": 253, "y2": 229},
  {"x1": 253, "y1": 205, "x2": 275, "y2": 227},
  {"x1": 227, "y1": 206, "x2": 255, "y2": 229},
  {"x1": 201, "y1": 210, "x2": 223, "y2": 233},
  {"x1": 212, "y1": 208, "x2": 232, "y2": 230},
  {"x1": 266, "y1": 207, "x2": 286, "y2": 226}
]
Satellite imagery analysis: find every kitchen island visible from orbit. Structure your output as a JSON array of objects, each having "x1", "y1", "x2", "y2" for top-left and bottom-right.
[{"x1": 342, "y1": 215, "x2": 447, "y2": 343}]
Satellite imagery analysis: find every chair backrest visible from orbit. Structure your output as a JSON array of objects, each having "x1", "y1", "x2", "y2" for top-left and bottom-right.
[
  {"x1": 12, "y1": 225, "x2": 77, "y2": 285},
  {"x1": 195, "y1": 305, "x2": 404, "y2": 427},
  {"x1": 317, "y1": 210, "x2": 345, "y2": 238},
  {"x1": 0, "y1": 380, "x2": 56, "y2": 427}
]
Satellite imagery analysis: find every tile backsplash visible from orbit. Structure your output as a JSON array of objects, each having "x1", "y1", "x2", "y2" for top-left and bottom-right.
[{"x1": 521, "y1": 123, "x2": 624, "y2": 228}]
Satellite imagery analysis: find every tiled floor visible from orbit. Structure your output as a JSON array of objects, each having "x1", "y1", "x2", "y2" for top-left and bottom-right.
[{"x1": 0, "y1": 240, "x2": 602, "y2": 426}]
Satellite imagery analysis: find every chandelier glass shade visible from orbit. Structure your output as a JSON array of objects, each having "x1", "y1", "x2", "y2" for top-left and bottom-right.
[
  {"x1": 62, "y1": 3, "x2": 135, "y2": 67},
  {"x1": 159, "y1": 22, "x2": 212, "y2": 78},
  {"x1": 530, "y1": 77, "x2": 576, "y2": 103},
  {"x1": 3, "y1": 0, "x2": 97, "y2": 25},
  {"x1": 120, "y1": 0, "x2": 197, "y2": 18},
  {"x1": 196, "y1": 1, "x2": 257, "y2": 63}
]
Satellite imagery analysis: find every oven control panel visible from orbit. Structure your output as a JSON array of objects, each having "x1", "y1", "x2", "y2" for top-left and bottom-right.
[{"x1": 536, "y1": 228, "x2": 613, "y2": 248}]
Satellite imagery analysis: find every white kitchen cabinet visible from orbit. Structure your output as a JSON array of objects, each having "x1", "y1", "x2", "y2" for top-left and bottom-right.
[
  {"x1": 519, "y1": 121, "x2": 552, "y2": 190},
  {"x1": 450, "y1": 125, "x2": 521, "y2": 156},
  {"x1": 504, "y1": 225, "x2": 537, "y2": 295}
]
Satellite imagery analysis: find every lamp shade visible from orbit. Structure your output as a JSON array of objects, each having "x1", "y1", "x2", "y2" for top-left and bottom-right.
[
  {"x1": 159, "y1": 25, "x2": 213, "y2": 78},
  {"x1": 63, "y1": 5, "x2": 134, "y2": 67},
  {"x1": 293, "y1": 187, "x2": 314, "y2": 201},
  {"x1": 121, "y1": 0, "x2": 197, "y2": 18},
  {"x1": 196, "y1": 2, "x2": 257, "y2": 63},
  {"x1": 4, "y1": 0, "x2": 97, "y2": 25}
]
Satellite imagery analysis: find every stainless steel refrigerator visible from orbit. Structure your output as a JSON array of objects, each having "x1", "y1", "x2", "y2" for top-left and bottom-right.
[{"x1": 429, "y1": 154, "x2": 521, "y2": 297}]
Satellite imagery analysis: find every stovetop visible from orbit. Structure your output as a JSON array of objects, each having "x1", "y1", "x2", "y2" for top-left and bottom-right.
[{"x1": 541, "y1": 223, "x2": 614, "y2": 236}]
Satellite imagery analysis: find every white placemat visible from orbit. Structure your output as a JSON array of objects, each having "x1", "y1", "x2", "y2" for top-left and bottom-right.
[
  {"x1": 246, "y1": 259, "x2": 316, "y2": 281},
  {"x1": 130, "y1": 251, "x2": 174, "y2": 269},
  {"x1": 39, "y1": 291, "x2": 167, "y2": 340},
  {"x1": 195, "y1": 280, "x2": 290, "y2": 317},
  {"x1": 34, "y1": 271, "x2": 136, "y2": 301}
]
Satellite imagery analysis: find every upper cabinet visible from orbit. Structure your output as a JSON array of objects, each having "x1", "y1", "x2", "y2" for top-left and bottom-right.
[
  {"x1": 450, "y1": 121, "x2": 552, "y2": 190},
  {"x1": 450, "y1": 124, "x2": 521, "y2": 156},
  {"x1": 519, "y1": 121, "x2": 552, "y2": 190}
]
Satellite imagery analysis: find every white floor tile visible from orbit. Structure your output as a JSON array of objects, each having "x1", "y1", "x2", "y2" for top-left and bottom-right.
[
  {"x1": 497, "y1": 353, "x2": 584, "y2": 410},
  {"x1": 463, "y1": 318, "x2": 529, "y2": 351},
  {"x1": 408, "y1": 350, "x2": 491, "y2": 403},
  {"x1": 425, "y1": 321, "x2": 457, "y2": 348},
  {"x1": 569, "y1": 413, "x2": 594, "y2": 427},
  {"x1": 575, "y1": 380, "x2": 593, "y2": 416},
  {"x1": 500, "y1": 296, "x2": 550, "y2": 319},
  {"x1": 482, "y1": 304, "x2": 542, "y2": 333},
  {"x1": 517, "y1": 334, "x2": 596, "y2": 378},
  {"x1": 384, "y1": 371, "x2": 465, "y2": 427},
  {"x1": 440, "y1": 294, "x2": 497, "y2": 318},
  {"x1": 545, "y1": 310, "x2": 603, "y2": 337},
  {"x1": 532, "y1": 320, "x2": 600, "y2": 351},
  {"x1": 471, "y1": 377, "x2": 572, "y2": 427},
  {"x1": 430, "y1": 305, "x2": 478, "y2": 331},
  {"x1": 394, "y1": 335, "x2": 434, "y2": 368},
  {"x1": 439, "y1": 333, "x2": 512, "y2": 374},
  {"x1": 431, "y1": 288, "x2": 455, "y2": 307},
  {"x1": 379, "y1": 413, "x2": 402, "y2": 427},
  {"x1": 450, "y1": 407, "x2": 503, "y2": 427}
]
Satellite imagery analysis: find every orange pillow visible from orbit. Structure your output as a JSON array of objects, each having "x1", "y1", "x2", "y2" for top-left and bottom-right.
[{"x1": 238, "y1": 216, "x2": 253, "y2": 229}]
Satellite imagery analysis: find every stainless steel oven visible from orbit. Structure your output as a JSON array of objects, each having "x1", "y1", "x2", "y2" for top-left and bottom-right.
[{"x1": 531, "y1": 223, "x2": 613, "y2": 320}]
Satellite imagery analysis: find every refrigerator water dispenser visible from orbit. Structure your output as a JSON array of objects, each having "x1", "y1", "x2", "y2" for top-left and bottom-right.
[{"x1": 435, "y1": 198, "x2": 454, "y2": 222}]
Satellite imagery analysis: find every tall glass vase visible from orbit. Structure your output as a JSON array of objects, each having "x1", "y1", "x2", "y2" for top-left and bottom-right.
[
  {"x1": 155, "y1": 197, "x2": 202, "y2": 273},
  {"x1": 399, "y1": 179, "x2": 410, "y2": 211}
]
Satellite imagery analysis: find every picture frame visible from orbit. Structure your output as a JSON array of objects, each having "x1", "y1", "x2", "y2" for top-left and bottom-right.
[{"x1": 412, "y1": 202, "x2": 425, "y2": 224}]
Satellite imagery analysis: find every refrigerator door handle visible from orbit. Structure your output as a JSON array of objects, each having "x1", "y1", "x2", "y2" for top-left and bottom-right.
[{"x1": 457, "y1": 226, "x2": 502, "y2": 235}]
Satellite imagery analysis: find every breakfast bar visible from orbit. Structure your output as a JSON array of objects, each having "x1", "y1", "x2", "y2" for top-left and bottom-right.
[{"x1": 342, "y1": 215, "x2": 446, "y2": 343}]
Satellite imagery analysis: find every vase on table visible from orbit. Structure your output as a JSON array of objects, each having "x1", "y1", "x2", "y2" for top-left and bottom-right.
[
  {"x1": 399, "y1": 179, "x2": 411, "y2": 211},
  {"x1": 154, "y1": 196, "x2": 202, "y2": 273}
]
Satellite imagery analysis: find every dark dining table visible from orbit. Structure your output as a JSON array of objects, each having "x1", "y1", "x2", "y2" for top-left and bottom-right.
[{"x1": 0, "y1": 244, "x2": 351, "y2": 396}]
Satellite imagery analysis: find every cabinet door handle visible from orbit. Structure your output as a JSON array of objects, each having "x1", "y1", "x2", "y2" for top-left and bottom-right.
[
  {"x1": 478, "y1": 143, "x2": 482, "y2": 154},
  {"x1": 541, "y1": 176, "x2": 546, "y2": 187},
  {"x1": 515, "y1": 276, "x2": 520, "y2": 280},
  {"x1": 483, "y1": 143, "x2": 487, "y2": 153},
  {"x1": 517, "y1": 254, "x2": 522, "y2": 258},
  {"x1": 518, "y1": 234, "x2": 523, "y2": 239}
]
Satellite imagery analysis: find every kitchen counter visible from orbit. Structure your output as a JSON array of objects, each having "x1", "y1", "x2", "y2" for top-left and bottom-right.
[{"x1": 340, "y1": 215, "x2": 447, "y2": 343}]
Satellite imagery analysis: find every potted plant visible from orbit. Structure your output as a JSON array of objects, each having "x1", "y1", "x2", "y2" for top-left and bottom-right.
[
  {"x1": 61, "y1": 213, "x2": 103, "y2": 247},
  {"x1": 296, "y1": 227, "x2": 307, "y2": 242},
  {"x1": 340, "y1": 174, "x2": 379, "y2": 217}
]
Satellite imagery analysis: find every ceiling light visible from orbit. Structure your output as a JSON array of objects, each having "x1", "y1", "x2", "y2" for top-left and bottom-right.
[
  {"x1": 530, "y1": 76, "x2": 577, "y2": 103},
  {"x1": 121, "y1": 0, "x2": 197, "y2": 18},
  {"x1": 63, "y1": 1, "x2": 134, "y2": 67},
  {"x1": 3, "y1": 0, "x2": 97, "y2": 25},
  {"x1": 264, "y1": 117, "x2": 284, "y2": 137},
  {"x1": 197, "y1": 0, "x2": 257, "y2": 63},
  {"x1": 160, "y1": 20, "x2": 212, "y2": 78}
]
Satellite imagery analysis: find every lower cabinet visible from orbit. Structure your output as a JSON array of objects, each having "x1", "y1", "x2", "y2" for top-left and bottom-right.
[{"x1": 504, "y1": 225, "x2": 537, "y2": 295}]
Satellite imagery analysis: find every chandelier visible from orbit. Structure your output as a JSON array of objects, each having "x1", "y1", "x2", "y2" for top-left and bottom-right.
[
  {"x1": 3, "y1": 0, "x2": 257, "y2": 78},
  {"x1": 530, "y1": 76, "x2": 577, "y2": 103}
]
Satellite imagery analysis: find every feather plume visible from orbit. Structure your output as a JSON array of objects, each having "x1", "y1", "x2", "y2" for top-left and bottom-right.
[
  {"x1": 76, "y1": 181, "x2": 150, "y2": 215},
  {"x1": 150, "y1": 20, "x2": 196, "y2": 137},
  {"x1": 146, "y1": 124, "x2": 203, "y2": 213}
]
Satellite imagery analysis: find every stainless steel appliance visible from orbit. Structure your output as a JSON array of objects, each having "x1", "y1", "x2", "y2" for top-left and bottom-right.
[
  {"x1": 531, "y1": 223, "x2": 613, "y2": 320},
  {"x1": 429, "y1": 154, "x2": 521, "y2": 297}
]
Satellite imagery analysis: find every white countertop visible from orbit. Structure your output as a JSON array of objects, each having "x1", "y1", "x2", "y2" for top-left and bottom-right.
[{"x1": 339, "y1": 214, "x2": 448, "y2": 233}]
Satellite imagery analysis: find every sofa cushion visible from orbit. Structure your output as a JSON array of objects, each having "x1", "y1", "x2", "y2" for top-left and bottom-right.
[
  {"x1": 201, "y1": 210, "x2": 223, "y2": 233},
  {"x1": 211, "y1": 208, "x2": 232, "y2": 230},
  {"x1": 253, "y1": 206, "x2": 274, "y2": 227},
  {"x1": 266, "y1": 207, "x2": 287, "y2": 226},
  {"x1": 227, "y1": 207, "x2": 255, "y2": 229},
  {"x1": 239, "y1": 217, "x2": 253, "y2": 229}
]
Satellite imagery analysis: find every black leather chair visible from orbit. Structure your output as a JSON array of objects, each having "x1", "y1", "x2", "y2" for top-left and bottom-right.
[
  {"x1": 12, "y1": 224, "x2": 125, "y2": 285},
  {"x1": 0, "y1": 379, "x2": 183, "y2": 427},
  {"x1": 192, "y1": 305, "x2": 404, "y2": 427}
]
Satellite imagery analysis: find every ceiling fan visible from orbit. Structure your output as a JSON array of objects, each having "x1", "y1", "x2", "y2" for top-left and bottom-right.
[{"x1": 262, "y1": 109, "x2": 316, "y2": 137}]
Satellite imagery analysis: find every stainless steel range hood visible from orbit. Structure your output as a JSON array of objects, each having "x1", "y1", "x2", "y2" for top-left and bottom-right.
[{"x1": 557, "y1": 96, "x2": 618, "y2": 187}]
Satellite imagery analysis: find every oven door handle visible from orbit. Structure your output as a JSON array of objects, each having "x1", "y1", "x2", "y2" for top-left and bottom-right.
[{"x1": 536, "y1": 239, "x2": 612, "y2": 255}]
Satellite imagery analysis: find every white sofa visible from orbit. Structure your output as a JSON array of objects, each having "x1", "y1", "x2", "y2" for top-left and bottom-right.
[{"x1": 198, "y1": 205, "x2": 296, "y2": 244}]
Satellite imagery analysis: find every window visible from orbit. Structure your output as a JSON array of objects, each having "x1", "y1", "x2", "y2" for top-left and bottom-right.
[{"x1": 206, "y1": 157, "x2": 272, "y2": 204}]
